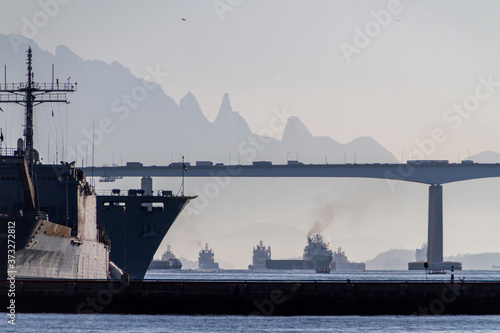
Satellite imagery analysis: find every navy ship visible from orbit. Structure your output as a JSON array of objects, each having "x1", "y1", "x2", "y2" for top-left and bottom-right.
[
  {"x1": 147, "y1": 245, "x2": 182, "y2": 270},
  {"x1": 331, "y1": 246, "x2": 365, "y2": 271},
  {"x1": 198, "y1": 243, "x2": 219, "y2": 270},
  {"x1": 248, "y1": 240, "x2": 271, "y2": 270},
  {"x1": 265, "y1": 234, "x2": 333, "y2": 270},
  {"x1": 0, "y1": 47, "x2": 194, "y2": 280},
  {"x1": 0, "y1": 47, "x2": 113, "y2": 279},
  {"x1": 97, "y1": 179, "x2": 194, "y2": 279}
]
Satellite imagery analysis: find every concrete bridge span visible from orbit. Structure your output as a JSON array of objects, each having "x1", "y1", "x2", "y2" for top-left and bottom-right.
[{"x1": 85, "y1": 161, "x2": 500, "y2": 270}]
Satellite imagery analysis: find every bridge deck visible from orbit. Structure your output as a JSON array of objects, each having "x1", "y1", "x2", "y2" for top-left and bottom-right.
[{"x1": 84, "y1": 163, "x2": 500, "y2": 185}]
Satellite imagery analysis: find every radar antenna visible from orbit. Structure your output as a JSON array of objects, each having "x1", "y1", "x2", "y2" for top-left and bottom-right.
[{"x1": 0, "y1": 47, "x2": 76, "y2": 167}]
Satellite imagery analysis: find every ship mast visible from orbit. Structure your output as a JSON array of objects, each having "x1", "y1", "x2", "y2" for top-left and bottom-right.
[{"x1": 0, "y1": 47, "x2": 76, "y2": 167}]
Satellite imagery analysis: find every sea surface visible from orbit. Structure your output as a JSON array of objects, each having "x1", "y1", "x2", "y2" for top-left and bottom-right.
[
  {"x1": 2, "y1": 269, "x2": 500, "y2": 332},
  {"x1": 144, "y1": 268, "x2": 500, "y2": 282}
]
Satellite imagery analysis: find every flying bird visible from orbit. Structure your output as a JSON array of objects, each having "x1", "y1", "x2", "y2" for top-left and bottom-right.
[{"x1": 181, "y1": 18, "x2": 186, "y2": 21}]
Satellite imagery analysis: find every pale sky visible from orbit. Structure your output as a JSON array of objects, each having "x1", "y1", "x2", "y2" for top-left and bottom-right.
[
  {"x1": 2, "y1": 0, "x2": 500, "y2": 162},
  {"x1": 2, "y1": 1, "x2": 500, "y2": 266}
]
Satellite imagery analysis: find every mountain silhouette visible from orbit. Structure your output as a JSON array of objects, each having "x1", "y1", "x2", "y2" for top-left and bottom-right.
[{"x1": 0, "y1": 34, "x2": 397, "y2": 167}]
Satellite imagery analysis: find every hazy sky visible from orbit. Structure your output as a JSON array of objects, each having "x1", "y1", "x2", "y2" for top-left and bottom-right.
[
  {"x1": 2, "y1": 1, "x2": 500, "y2": 266},
  {"x1": 3, "y1": 0, "x2": 500, "y2": 162}
]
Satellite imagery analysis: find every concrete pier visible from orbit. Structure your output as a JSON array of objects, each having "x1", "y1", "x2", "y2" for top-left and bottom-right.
[
  {"x1": 2, "y1": 279, "x2": 500, "y2": 315},
  {"x1": 428, "y1": 184, "x2": 443, "y2": 263},
  {"x1": 409, "y1": 184, "x2": 462, "y2": 271}
]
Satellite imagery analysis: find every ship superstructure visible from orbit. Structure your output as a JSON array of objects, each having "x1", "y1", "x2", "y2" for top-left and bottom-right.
[
  {"x1": 97, "y1": 182, "x2": 194, "y2": 279},
  {"x1": 415, "y1": 243, "x2": 428, "y2": 262},
  {"x1": 148, "y1": 245, "x2": 182, "y2": 270},
  {"x1": 0, "y1": 47, "x2": 194, "y2": 280},
  {"x1": 0, "y1": 47, "x2": 111, "y2": 279},
  {"x1": 266, "y1": 234, "x2": 333, "y2": 270},
  {"x1": 332, "y1": 246, "x2": 365, "y2": 271},
  {"x1": 249, "y1": 240, "x2": 271, "y2": 270},
  {"x1": 198, "y1": 243, "x2": 219, "y2": 270}
]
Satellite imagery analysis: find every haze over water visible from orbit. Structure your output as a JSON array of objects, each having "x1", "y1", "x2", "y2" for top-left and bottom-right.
[{"x1": 3, "y1": 270, "x2": 500, "y2": 332}]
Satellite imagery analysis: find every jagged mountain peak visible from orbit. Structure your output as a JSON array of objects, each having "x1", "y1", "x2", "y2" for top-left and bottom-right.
[
  {"x1": 54, "y1": 44, "x2": 83, "y2": 65},
  {"x1": 55, "y1": 44, "x2": 72, "y2": 55},
  {"x1": 282, "y1": 116, "x2": 313, "y2": 142},
  {"x1": 215, "y1": 93, "x2": 233, "y2": 120},
  {"x1": 213, "y1": 93, "x2": 251, "y2": 136},
  {"x1": 0, "y1": 34, "x2": 397, "y2": 165},
  {"x1": 179, "y1": 91, "x2": 208, "y2": 122}
]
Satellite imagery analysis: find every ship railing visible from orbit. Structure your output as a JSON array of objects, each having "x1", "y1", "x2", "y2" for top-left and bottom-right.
[
  {"x1": 0, "y1": 82, "x2": 76, "y2": 91},
  {"x1": 96, "y1": 189, "x2": 176, "y2": 197},
  {"x1": 0, "y1": 147, "x2": 23, "y2": 157},
  {"x1": 24, "y1": 211, "x2": 49, "y2": 221}
]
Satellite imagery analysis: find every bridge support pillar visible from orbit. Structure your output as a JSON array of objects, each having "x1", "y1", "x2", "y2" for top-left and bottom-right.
[
  {"x1": 409, "y1": 184, "x2": 462, "y2": 271},
  {"x1": 427, "y1": 184, "x2": 443, "y2": 264}
]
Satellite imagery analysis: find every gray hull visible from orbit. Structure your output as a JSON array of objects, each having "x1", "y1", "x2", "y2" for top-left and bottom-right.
[
  {"x1": 13, "y1": 219, "x2": 109, "y2": 279},
  {"x1": 97, "y1": 195, "x2": 193, "y2": 280},
  {"x1": 0, "y1": 163, "x2": 111, "y2": 279},
  {"x1": 266, "y1": 256, "x2": 333, "y2": 270}
]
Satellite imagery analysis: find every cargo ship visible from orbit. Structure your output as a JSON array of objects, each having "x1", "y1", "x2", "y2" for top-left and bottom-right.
[
  {"x1": 331, "y1": 246, "x2": 365, "y2": 271},
  {"x1": 265, "y1": 234, "x2": 333, "y2": 270},
  {"x1": 198, "y1": 243, "x2": 219, "y2": 270},
  {"x1": 0, "y1": 47, "x2": 114, "y2": 279},
  {"x1": 147, "y1": 245, "x2": 182, "y2": 270},
  {"x1": 248, "y1": 240, "x2": 271, "y2": 270}
]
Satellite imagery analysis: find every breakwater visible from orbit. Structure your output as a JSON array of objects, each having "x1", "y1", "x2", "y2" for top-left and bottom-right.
[{"x1": 2, "y1": 279, "x2": 500, "y2": 315}]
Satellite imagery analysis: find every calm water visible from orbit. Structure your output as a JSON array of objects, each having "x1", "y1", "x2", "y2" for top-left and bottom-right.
[
  {"x1": 2, "y1": 314, "x2": 500, "y2": 333},
  {"x1": 144, "y1": 268, "x2": 500, "y2": 282},
  {"x1": 2, "y1": 270, "x2": 500, "y2": 332}
]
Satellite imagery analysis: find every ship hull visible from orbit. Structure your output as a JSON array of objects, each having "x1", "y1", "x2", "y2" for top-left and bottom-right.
[
  {"x1": 199, "y1": 263, "x2": 219, "y2": 270},
  {"x1": 97, "y1": 195, "x2": 192, "y2": 280},
  {"x1": 0, "y1": 161, "x2": 111, "y2": 279},
  {"x1": 266, "y1": 256, "x2": 332, "y2": 270},
  {"x1": 334, "y1": 262, "x2": 366, "y2": 271},
  {"x1": 1, "y1": 215, "x2": 109, "y2": 279},
  {"x1": 148, "y1": 259, "x2": 182, "y2": 270}
]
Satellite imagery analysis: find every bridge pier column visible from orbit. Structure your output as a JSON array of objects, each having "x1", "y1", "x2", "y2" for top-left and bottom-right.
[
  {"x1": 427, "y1": 184, "x2": 443, "y2": 264},
  {"x1": 409, "y1": 183, "x2": 462, "y2": 270}
]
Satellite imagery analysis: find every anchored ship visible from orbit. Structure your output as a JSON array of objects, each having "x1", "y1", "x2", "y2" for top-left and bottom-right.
[
  {"x1": 408, "y1": 242, "x2": 462, "y2": 271},
  {"x1": 0, "y1": 47, "x2": 194, "y2": 280},
  {"x1": 0, "y1": 47, "x2": 113, "y2": 279},
  {"x1": 248, "y1": 240, "x2": 271, "y2": 270},
  {"x1": 265, "y1": 234, "x2": 333, "y2": 270},
  {"x1": 331, "y1": 246, "x2": 365, "y2": 271},
  {"x1": 415, "y1": 243, "x2": 427, "y2": 262},
  {"x1": 147, "y1": 245, "x2": 182, "y2": 270},
  {"x1": 198, "y1": 243, "x2": 219, "y2": 270}
]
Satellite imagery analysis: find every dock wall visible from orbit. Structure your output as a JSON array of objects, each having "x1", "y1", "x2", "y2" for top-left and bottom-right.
[{"x1": 2, "y1": 279, "x2": 500, "y2": 315}]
